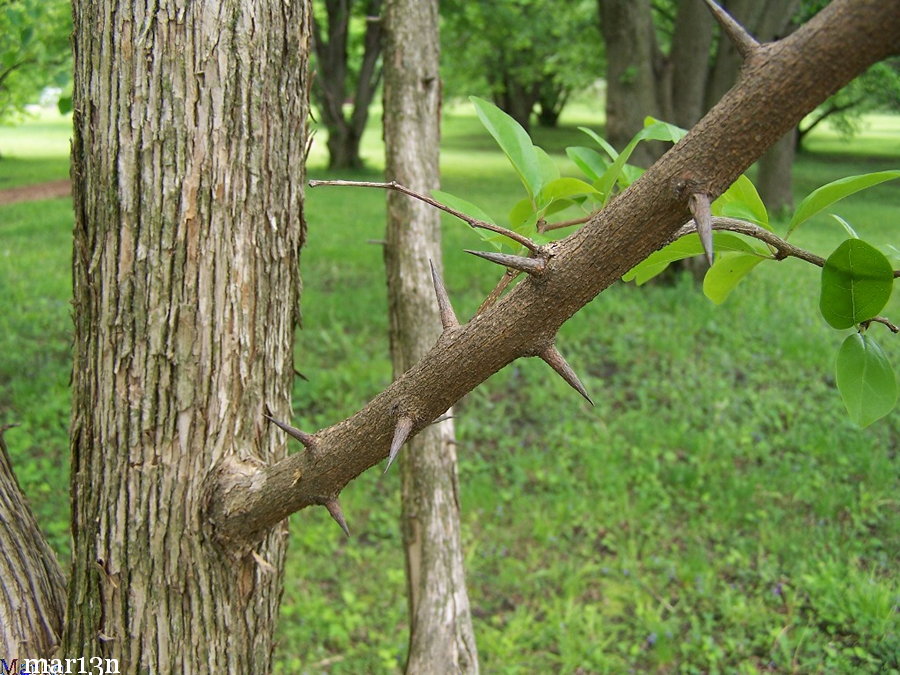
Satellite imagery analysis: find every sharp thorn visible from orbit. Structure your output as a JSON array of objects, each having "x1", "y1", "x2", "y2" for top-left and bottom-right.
[
  {"x1": 264, "y1": 411, "x2": 316, "y2": 449},
  {"x1": 689, "y1": 192, "x2": 714, "y2": 266},
  {"x1": 540, "y1": 345, "x2": 594, "y2": 406},
  {"x1": 701, "y1": 0, "x2": 759, "y2": 60},
  {"x1": 429, "y1": 259, "x2": 459, "y2": 330},
  {"x1": 464, "y1": 249, "x2": 546, "y2": 276},
  {"x1": 385, "y1": 416, "x2": 414, "y2": 473},
  {"x1": 324, "y1": 499, "x2": 350, "y2": 537}
]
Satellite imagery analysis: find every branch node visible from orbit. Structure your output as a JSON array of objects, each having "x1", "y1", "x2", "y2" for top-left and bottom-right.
[
  {"x1": 385, "y1": 416, "x2": 414, "y2": 473},
  {"x1": 429, "y1": 259, "x2": 460, "y2": 330},
  {"x1": 702, "y1": 0, "x2": 759, "y2": 60},
  {"x1": 323, "y1": 499, "x2": 350, "y2": 537},
  {"x1": 264, "y1": 409, "x2": 316, "y2": 450},
  {"x1": 464, "y1": 249, "x2": 547, "y2": 276},
  {"x1": 688, "y1": 193, "x2": 714, "y2": 266},
  {"x1": 540, "y1": 345, "x2": 594, "y2": 406}
]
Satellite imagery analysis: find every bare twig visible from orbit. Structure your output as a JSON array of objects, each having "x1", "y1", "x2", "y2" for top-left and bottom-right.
[
  {"x1": 475, "y1": 268, "x2": 521, "y2": 316},
  {"x1": 539, "y1": 214, "x2": 593, "y2": 233},
  {"x1": 309, "y1": 179, "x2": 542, "y2": 253}
]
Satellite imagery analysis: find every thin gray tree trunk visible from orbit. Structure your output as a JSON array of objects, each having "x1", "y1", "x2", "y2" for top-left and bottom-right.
[
  {"x1": 383, "y1": 0, "x2": 479, "y2": 671},
  {"x1": 64, "y1": 0, "x2": 310, "y2": 669}
]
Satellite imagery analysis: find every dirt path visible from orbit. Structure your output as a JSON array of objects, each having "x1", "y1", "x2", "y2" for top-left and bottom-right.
[{"x1": 0, "y1": 179, "x2": 71, "y2": 205}]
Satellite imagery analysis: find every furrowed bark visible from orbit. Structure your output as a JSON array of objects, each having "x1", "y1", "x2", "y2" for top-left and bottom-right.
[
  {"x1": 383, "y1": 0, "x2": 479, "y2": 670},
  {"x1": 66, "y1": 0, "x2": 309, "y2": 668},
  {"x1": 211, "y1": 0, "x2": 900, "y2": 542},
  {"x1": 0, "y1": 425, "x2": 66, "y2": 658}
]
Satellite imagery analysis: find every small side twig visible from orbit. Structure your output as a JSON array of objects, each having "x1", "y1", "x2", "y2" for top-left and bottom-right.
[
  {"x1": 861, "y1": 316, "x2": 899, "y2": 334},
  {"x1": 673, "y1": 217, "x2": 826, "y2": 268},
  {"x1": 476, "y1": 269, "x2": 521, "y2": 316},
  {"x1": 309, "y1": 179, "x2": 541, "y2": 253},
  {"x1": 539, "y1": 214, "x2": 593, "y2": 233}
]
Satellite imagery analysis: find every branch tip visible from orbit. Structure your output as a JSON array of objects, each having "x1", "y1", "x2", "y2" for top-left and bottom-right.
[
  {"x1": 540, "y1": 346, "x2": 594, "y2": 406},
  {"x1": 688, "y1": 193, "x2": 714, "y2": 266},
  {"x1": 702, "y1": 0, "x2": 759, "y2": 59},
  {"x1": 464, "y1": 249, "x2": 546, "y2": 276},
  {"x1": 385, "y1": 416, "x2": 414, "y2": 473},
  {"x1": 323, "y1": 499, "x2": 350, "y2": 537},
  {"x1": 429, "y1": 259, "x2": 459, "y2": 330},
  {"x1": 264, "y1": 411, "x2": 315, "y2": 449}
]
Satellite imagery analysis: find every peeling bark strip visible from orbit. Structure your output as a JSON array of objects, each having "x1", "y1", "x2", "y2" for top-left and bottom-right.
[
  {"x1": 0, "y1": 425, "x2": 66, "y2": 658},
  {"x1": 67, "y1": 0, "x2": 310, "y2": 669},
  {"x1": 211, "y1": 0, "x2": 900, "y2": 545}
]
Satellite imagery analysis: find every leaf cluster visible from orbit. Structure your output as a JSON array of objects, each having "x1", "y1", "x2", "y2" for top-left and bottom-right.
[{"x1": 435, "y1": 98, "x2": 898, "y2": 428}]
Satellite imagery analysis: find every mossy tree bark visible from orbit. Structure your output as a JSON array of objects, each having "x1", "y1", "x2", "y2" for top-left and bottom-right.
[
  {"x1": 64, "y1": 0, "x2": 310, "y2": 670},
  {"x1": 383, "y1": 0, "x2": 479, "y2": 671}
]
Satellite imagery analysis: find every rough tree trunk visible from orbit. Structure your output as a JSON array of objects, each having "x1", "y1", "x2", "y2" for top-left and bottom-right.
[
  {"x1": 0, "y1": 425, "x2": 66, "y2": 659},
  {"x1": 64, "y1": 0, "x2": 310, "y2": 670},
  {"x1": 756, "y1": 126, "x2": 797, "y2": 215},
  {"x1": 383, "y1": 0, "x2": 479, "y2": 671}
]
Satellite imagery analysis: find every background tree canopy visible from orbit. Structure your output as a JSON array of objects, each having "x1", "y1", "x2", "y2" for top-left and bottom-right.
[{"x1": 0, "y1": 0, "x2": 70, "y2": 124}]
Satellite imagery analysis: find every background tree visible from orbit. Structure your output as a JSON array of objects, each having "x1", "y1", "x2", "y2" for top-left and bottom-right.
[
  {"x1": 441, "y1": 0, "x2": 601, "y2": 132},
  {"x1": 0, "y1": 0, "x2": 70, "y2": 127},
  {"x1": 383, "y1": 1, "x2": 479, "y2": 670},
  {"x1": 313, "y1": 0, "x2": 383, "y2": 169},
  {"x1": 600, "y1": 0, "x2": 800, "y2": 211}
]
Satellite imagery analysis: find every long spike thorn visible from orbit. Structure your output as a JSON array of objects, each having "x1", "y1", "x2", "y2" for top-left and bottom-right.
[
  {"x1": 429, "y1": 259, "x2": 459, "y2": 330},
  {"x1": 540, "y1": 345, "x2": 594, "y2": 406},
  {"x1": 264, "y1": 411, "x2": 315, "y2": 449},
  {"x1": 701, "y1": 0, "x2": 759, "y2": 60},
  {"x1": 386, "y1": 416, "x2": 414, "y2": 473},
  {"x1": 324, "y1": 499, "x2": 350, "y2": 537},
  {"x1": 464, "y1": 249, "x2": 546, "y2": 276},
  {"x1": 689, "y1": 192, "x2": 714, "y2": 266}
]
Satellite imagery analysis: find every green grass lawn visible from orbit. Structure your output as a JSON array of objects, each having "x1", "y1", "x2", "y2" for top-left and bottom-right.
[{"x1": 1, "y1": 105, "x2": 898, "y2": 673}]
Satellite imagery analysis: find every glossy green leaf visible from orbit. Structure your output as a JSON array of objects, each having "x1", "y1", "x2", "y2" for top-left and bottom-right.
[
  {"x1": 431, "y1": 189, "x2": 502, "y2": 250},
  {"x1": 578, "y1": 126, "x2": 618, "y2": 161},
  {"x1": 712, "y1": 174, "x2": 769, "y2": 229},
  {"x1": 642, "y1": 116, "x2": 688, "y2": 143},
  {"x1": 566, "y1": 146, "x2": 608, "y2": 182},
  {"x1": 836, "y1": 333, "x2": 897, "y2": 428},
  {"x1": 830, "y1": 214, "x2": 859, "y2": 239},
  {"x1": 624, "y1": 233, "x2": 765, "y2": 285},
  {"x1": 537, "y1": 177, "x2": 600, "y2": 207},
  {"x1": 596, "y1": 120, "x2": 687, "y2": 205},
  {"x1": 702, "y1": 253, "x2": 765, "y2": 304},
  {"x1": 470, "y1": 96, "x2": 542, "y2": 198},
  {"x1": 535, "y1": 146, "x2": 560, "y2": 192},
  {"x1": 819, "y1": 239, "x2": 894, "y2": 329},
  {"x1": 508, "y1": 197, "x2": 537, "y2": 231},
  {"x1": 787, "y1": 170, "x2": 900, "y2": 237}
]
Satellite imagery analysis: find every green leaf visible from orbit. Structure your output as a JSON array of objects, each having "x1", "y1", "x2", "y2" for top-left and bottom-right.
[
  {"x1": 712, "y1": 174, "x2": 769, "y2": 229},
  {"x1": 787, "y1": 170, "x2": 900, "y2": 237},
  {"x1": 702, "y1": 253, "x2": 765, "y2": 304},
  {"x1": 534, "y1": 146, "x2": 560, "y2": 192},
  {"x1": 830, "y1": 214, "x2": 859, "y2": 239},
  {"x1": 624, "y1": 233, "x2": 764, "y2": 285},
  {"x1": 431, "y1": 189, "x2": 502, "y2": 250},
  {"x1": 537, "y1": 177, "x2": 600, "y2": 207},
  {"x1": 836, "y1": 333, "x2": 897, "y2": 428},
  {"x1": 578, "y1": 127, "x2": 618, "y2": 161},
  {"x1": 596, "y1": 120, "x2": 686, "y2": 205},
  {"x1": 819, "y1": 239, "x2": 894, "y2": 329},
  {"x1": 508, "y1": 197, "x2": 537, "y2": 232},
  {"x1": 566, "y1": 146, "x2": 608, "y2": 182},
  {"x1": 470, "y1": 96, "x2": 542, "y2": 198},
  {"x1": 642, "y1": 116, "x2": 688, "y2": 143}
]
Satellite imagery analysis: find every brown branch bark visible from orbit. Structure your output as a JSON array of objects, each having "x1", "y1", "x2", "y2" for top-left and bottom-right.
[{"x1": 210, "y1": 0, "x2": 900, "y2": 544}]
